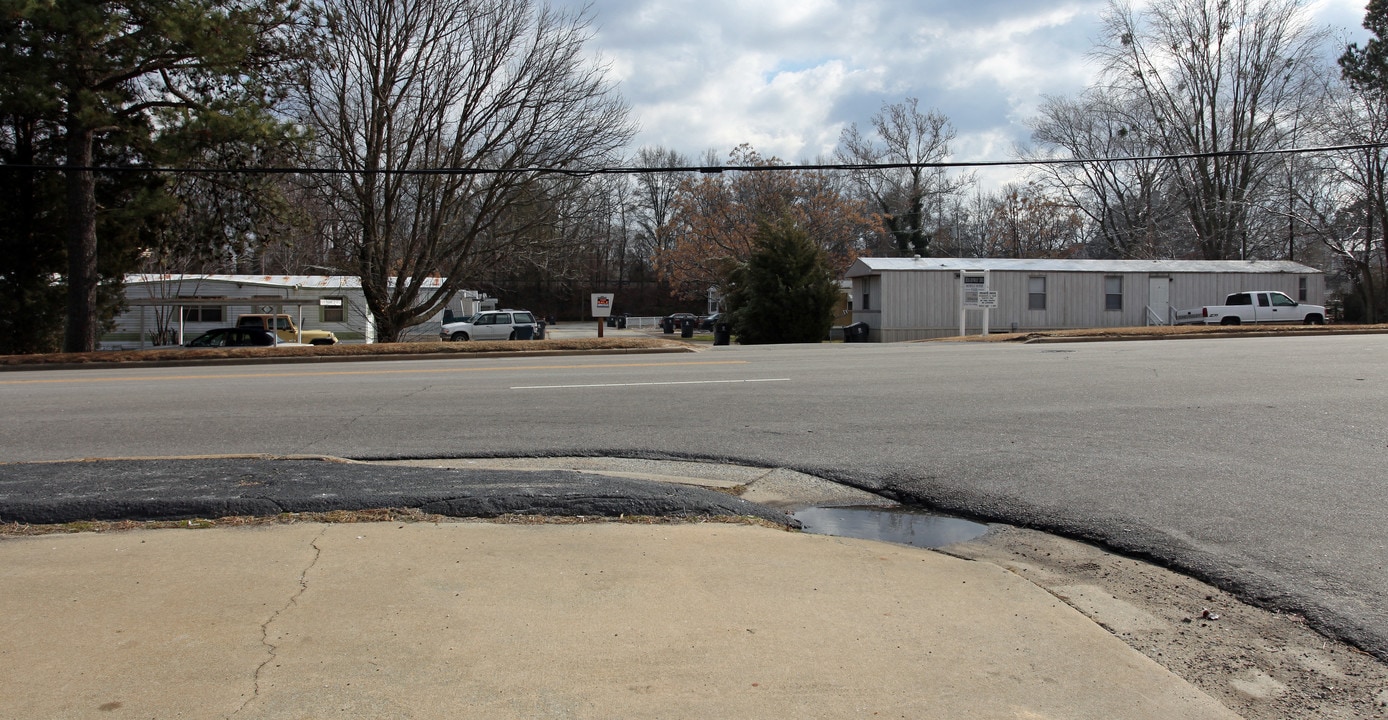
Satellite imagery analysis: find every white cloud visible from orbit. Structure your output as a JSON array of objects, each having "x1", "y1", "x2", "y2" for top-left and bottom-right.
[{"x1": 574, "y1": 0, "x2": 1371, "y2": 184}]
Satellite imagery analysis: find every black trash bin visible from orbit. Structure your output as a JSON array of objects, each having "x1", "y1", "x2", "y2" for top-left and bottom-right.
[
  {"x1": 616, "y1": 315, "x2": 627, "y2": 329},
  {"x1": 662, "y1": 317, "x2": 674, "y2": 334},
  {"x1": 535, "y1": 321, "x2": 546, "y2": 340},
  {"x1": 606, "y1": 317, "x2": 616, "y2": 327},
  {"x1": 844, "y1": 322, "x2": 870, "y2": 343},
  {"x1": 680, "y1": 318, "x2": 694, "y2": 338},
  {"x1": 713, "y1": 322, "x2": 731, "y2": 346}
]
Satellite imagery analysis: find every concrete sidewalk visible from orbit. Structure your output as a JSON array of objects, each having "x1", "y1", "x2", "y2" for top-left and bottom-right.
[
  {"x1": 0, "y1": 456, "x2": 1245, "y2": 718},
  {"x1": 0, "y1": 521, "x2": 1240, "y2": 719}
]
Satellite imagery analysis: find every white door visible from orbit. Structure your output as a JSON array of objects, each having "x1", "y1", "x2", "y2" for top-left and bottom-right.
[{"x1": 1148, "y1": 277, "x2": 1170, "y2": 325}]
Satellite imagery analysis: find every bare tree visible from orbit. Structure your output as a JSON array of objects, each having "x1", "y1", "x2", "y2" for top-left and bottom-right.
[
  {"x1": 974, "y1": 182, "x2": 1087, "y2": 259},
  {"x1": 1094, "y1": 0, "x2": 1328, "y2": 260},
  {"x1": 629, "y1": 146, "x2": 690, "y2": 260},
  {"x1": 1027, "y1": 89, "x2": 1185, "y2": 258},
  {"x1": 656, "y1": 145, "x2": 870, "y2": 300},
  {"x1": 1275, "y1": 80, "x2": 1388, "y2": 320},
  {"x1": 837, "y1": 98, "x2": 969, "y2": 257},
  {"x1": 295, "y1": 0, "x2": 632, "y2": 341}
]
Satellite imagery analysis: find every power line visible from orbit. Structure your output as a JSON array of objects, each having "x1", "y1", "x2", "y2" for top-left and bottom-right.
[{"x1": 2, "y1": 142, "x2": 1386, "y2": 177}]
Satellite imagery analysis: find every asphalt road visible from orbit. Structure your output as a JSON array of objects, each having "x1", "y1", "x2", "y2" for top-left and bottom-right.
[{"x1": 2, "y1": 335, "x2": 1386, "y2": 661}]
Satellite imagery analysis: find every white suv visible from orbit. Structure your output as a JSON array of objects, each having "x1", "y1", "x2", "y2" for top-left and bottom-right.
[{"x1": 440, "y1": 310, "x2": 540, "y2": 341}]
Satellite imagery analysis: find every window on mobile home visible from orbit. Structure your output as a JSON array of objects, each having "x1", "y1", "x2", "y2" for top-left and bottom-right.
[
  {"x1": 1028, "y1": 277, "x2": 1046, "y2": 310},
  {"x1": 1105, "y1": 276, "x2": 1122, "y2": 311}
]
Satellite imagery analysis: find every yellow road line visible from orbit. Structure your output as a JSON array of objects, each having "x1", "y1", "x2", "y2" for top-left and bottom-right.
[{"x1": 0, "y1": 360, "x2": 750, "y2": 385}]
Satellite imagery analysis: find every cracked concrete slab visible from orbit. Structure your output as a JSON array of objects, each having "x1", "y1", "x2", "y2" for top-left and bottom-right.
[
  {"x1": 0, "y1": 522, "x2": 1242, "y2": 720},
  {"x1": 237, "y1": 527, "x2": 327, "y2": 717},
  {"x1": 0, "y1": 524, "x2": 326, "y2": 717}
]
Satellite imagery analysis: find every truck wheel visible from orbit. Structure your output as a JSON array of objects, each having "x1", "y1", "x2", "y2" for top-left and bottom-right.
[
  {"x1": 1305, "y1": 314, "x2": 1325, "y2": 325},
  {"x1": 450, "y1": 332, "x2": 470, "y2": 341},
  {"x1": 1220, "y1": 317, "x2": 1241, "y2": 325}
]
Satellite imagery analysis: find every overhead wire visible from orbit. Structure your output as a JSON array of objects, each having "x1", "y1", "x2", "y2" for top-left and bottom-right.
[{"x1": 0, "y1": 141, "x2": 1385, "y2": 177}]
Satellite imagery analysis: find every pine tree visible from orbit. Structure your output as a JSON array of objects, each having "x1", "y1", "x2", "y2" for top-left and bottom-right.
[
  {"x1": 0, "y1": 0, "x2": 308, "y2": 351},
  {"x1": 1342, "y1": 0, "x2": 1388, "y2": 93},
  {"x1": 724, "y1": 219, "x2": 840, "y2": 345}
]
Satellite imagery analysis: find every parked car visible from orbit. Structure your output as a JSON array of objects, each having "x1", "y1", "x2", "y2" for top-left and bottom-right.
[
  {"x1": 698, "y1": 312, "x2": 723, "y2": 330},
  {"x1": 235, "y1": 314, "x2": 339, "y2": 345},
  {"x1": 1175, "y1": 291, "x2": 1326, "y2": 325},
  {"x1": 440, "y1": 309, "x2": 540, "y2": 341},
  {"x1": 184, "y1": 327, "x2": 282, "y2": 348},
  {"x1": 664, "y1": 312, "x2": 699, "y2": 329}
]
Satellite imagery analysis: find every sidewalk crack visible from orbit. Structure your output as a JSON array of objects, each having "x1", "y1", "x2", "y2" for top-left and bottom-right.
[{"x1": 229, "y1": 526, "x2": 327, "y2": 718}]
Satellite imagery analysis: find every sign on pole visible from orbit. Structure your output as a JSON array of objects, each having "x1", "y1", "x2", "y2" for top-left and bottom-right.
[
  {"x1": 590, "y1": 293, "x2": 614, "y2": 318},
  {"x1": 591, "y1": 293, "x2": 614, "y2": 339},
  {"x1": 958, "y1": 270, "x2": 992, "y2": 337}
]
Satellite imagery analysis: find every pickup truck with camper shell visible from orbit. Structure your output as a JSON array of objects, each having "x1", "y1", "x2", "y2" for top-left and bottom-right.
[
  {"x1": 1174, "y1": 291, "x2": 1326, "y2": 326},
  {"x1": 235, "y1": 314, "x2": 339, "y2": 345}
]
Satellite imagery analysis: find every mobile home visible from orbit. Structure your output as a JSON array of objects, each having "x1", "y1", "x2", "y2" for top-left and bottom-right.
[
  {"x1": 104, "y1": 275, "x2": 490, "y2": 348},
  {"x1": 845, "y1": 258, "x2": 1325, "y2": 342}
]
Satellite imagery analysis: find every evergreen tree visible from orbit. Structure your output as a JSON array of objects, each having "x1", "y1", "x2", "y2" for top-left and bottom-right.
[
  {"x1": 1341, "y1": 0, "x2": 1388, "y2": 93},
  {"x1": 724, "y1": 219, "x2": 840, "y2": 345},
  {"x1": 0, "y1": 0, "x2": 309, "y2": 351}
]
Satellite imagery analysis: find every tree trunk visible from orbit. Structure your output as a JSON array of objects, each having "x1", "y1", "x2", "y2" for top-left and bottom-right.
[{"x1": 63, "y1": 122, "x2": 98, "y2": 353}]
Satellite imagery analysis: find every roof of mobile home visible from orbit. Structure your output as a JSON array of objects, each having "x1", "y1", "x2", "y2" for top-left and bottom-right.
[
  {"x1": 123, "y1": 274, "x2": 446, "y2": 290},
  {"x1": 845, "y1": 258, "x2": 1322, "y2": 276}
]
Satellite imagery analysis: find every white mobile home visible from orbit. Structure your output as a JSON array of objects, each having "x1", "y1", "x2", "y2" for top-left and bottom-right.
[
  {"x1": 104, "y1": 275, "x2": 489, "y2": 348},
  {"x1": 845, "y1": 258, "x2": 1325, "y2": 342}
]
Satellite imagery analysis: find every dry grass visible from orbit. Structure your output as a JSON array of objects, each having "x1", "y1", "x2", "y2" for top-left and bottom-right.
[
  {"x1": 0, "y1": 337, "x2": 689, "y2": 367},
  {"x1": 5, "y1": 325, "x2": 1384, "y2": 365},
  {"x1": 930, "y1": 323, "x2": 1388, "y2": 343},
  {"x1": 0, "y1": 509, "x2": 790, "y2": 537}
]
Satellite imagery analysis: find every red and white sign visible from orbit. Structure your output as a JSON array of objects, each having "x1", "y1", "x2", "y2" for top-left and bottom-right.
[{"x1": 590, "y1": 293, "x2": 614, "y2": 318}]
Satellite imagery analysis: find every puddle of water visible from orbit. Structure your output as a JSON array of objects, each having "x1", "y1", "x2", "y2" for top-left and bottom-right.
[{"x1": 792, "y1": 505, "x2": 989, "y2": 549}]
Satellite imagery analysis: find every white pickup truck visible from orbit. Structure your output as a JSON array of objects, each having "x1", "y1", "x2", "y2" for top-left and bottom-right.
[{"x1": 1174, "y1": 291, "x2": 1326, "y2": 326}]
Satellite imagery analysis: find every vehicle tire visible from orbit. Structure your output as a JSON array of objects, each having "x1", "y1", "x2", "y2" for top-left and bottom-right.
[
  {"x1": 451, "y1": 332, "x2": 470, "y2": 341},
  {"x1": 508, "y1": 330, "x2": 517, "y2": 340},
  {"x1": 310, "y1": 339, "x2": 334, "y2": 346},
  {"x1": 1305, "y1": 314, "x2": 1325, "y2": 325},
  {"x1": 1220, "y1": 317, "x2": 1241, "y2": 325}
]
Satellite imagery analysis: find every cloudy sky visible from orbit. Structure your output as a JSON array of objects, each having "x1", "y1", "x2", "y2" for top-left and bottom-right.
[{"x1": 560, "y1": 0, "x2": 1373, "y2": 184}]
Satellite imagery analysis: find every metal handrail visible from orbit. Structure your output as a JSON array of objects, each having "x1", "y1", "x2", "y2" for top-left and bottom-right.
[{"x1": 1146, "y1": 306, "x2": 1167, "y2": 326}]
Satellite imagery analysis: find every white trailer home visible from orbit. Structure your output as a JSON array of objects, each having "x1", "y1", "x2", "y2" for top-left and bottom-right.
[
  {"x1": 103, "y1": 274, "x2": 490, "y2": 348},
  {"x1": 845, "y1": 257, "x2": 1325, "y2": 342}
]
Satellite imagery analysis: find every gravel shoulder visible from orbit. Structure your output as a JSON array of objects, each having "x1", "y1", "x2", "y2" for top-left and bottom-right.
[{"x1": 947, "y1": 527, "x2": 1388, "y2": 720}]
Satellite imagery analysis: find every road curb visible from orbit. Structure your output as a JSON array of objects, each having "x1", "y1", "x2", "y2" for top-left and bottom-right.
[
  {"x1": 1021, "y1": 327, "x2": 1388, "y2": 343},
  {"x1": 0, "y1": 345, "x2": 695, "y2": 373}
]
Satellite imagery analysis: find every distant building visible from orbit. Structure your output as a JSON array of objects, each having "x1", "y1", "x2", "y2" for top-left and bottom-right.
[
  {"x1": 845, "y1": 258, "x2": 1325, "y2": 342},
  {"x1": 104, "y1": 274, "x2": 491, "y2": 348}
]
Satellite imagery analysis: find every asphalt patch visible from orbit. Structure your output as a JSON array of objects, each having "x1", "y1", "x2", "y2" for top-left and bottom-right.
[{"x1": 0, "y1": 458, "x2": 798, "y2": 527}]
